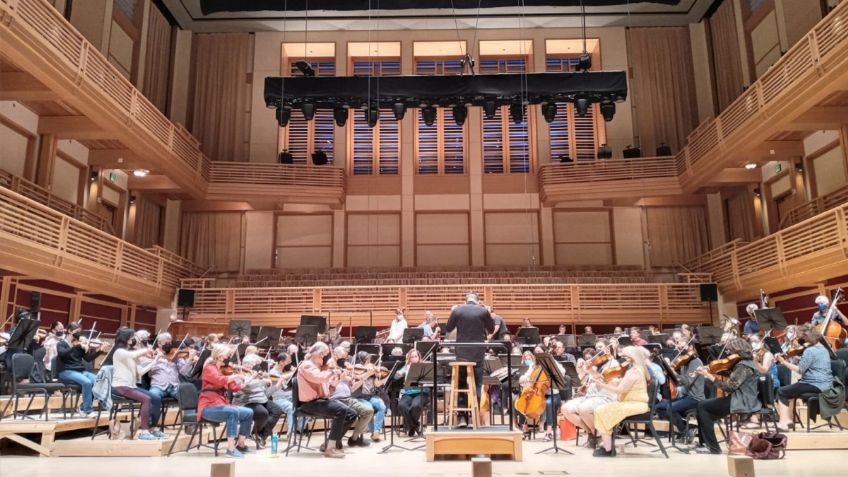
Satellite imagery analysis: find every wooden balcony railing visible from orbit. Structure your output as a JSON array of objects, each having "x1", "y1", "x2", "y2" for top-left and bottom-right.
[
  {"x1": 539, "y1": 156, "x2": 681, "y2": 201},
  {"x1": 185, "y1": 282, "x2": 711, "y2": 328},
  {"x1": 0, "y1": 169, "x2": 113, "y2": 234},
  {"x1": 685, "y1": 204, "x2": 848, "y2": 300},
  {"x1": 206, "y1": 162, "x2": 346, "y2": 205},
  {"x1": 779, "y1": 184, "x2": 848, "y2": 229},
  {"x1": 0, "y1": 186, "x2": 198, "y2": 306}
]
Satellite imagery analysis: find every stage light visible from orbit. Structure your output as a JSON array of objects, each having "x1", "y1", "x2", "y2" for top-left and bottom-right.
[
  {"x1": 541, "y1": 102, "x2": 557, "y2": 123},
  {"x1": 575, "y1": 97, "x2": 589, "y2": 117},
  {"x1": 392, "y1": 102, "x2": 407, "y2": 120},
  {"x1": 576, "y1": 53, "x2": 592, "y2": 72},
  {"x1": 294, "y1": 60, "x2": 315, "y2": 77},
  {"x1": 753, "y1": 187, "x2": 761, "y2": 197},
  {"x1": 276, "y1": 107, "x2": 291, "y2": 127},
  {"x1": 312, "y1": 150, "x2": 328, "y2": 166},
  {"x1": 795, "y1": 161, "x2": 804, "y2": 173},
  {"x1": 133, "y1": 169, "x2": 149, "y2": 177},
  {"x1": 89, "y1": 170, "x2": 99, "y2": 182},
  {"x1": 597, "y1": 144, "x2": 612, "y2": 159},
  {"x1": 509, "y1": 100, "x2": 524, "y2": 124},
  {"x1": 452, "y1": 104, "x2": 467, "y2": 126},
  {"x1": 301, "y1": 102, "x2": 316, "y2": 120},
  {"x1": 421, "y1": 105, "x2": 436, "y2": 127},
  {"x1": 656, "y1": 143, "x2": 672, "y2": 156},
  {"x1": 483, "y1": 100, "x2": 497, "y2": 119},
  {"x1": 278, "y1": 150, "x2": 294, "y2": 164},
  {"x1": 367, "y1": 105, "x2": 380, "y2": 128},
  {"x1": 600, "y1": 101, "x2": 616, "y2": 122},
  {"x1": 333, "y1": 107, "x2": 348, "y2": 127},
  {"x1": 744, "y1": 162, "x2": 758, "y2": 170},
  {"x1": 623, "y1": 145, "x2": 642, "y2": 159}
]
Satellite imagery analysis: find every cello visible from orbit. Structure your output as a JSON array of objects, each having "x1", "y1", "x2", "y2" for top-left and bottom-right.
[
  {"x1": 816, "y1": 288, "x2": 847, "y2": 350},
  {"x1": 514, "y1": 365, "x2": 550, "y2": 420}
]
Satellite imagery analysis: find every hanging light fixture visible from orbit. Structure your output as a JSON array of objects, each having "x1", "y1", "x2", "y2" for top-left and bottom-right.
[
  {"x1": 301, "y1": 102, "x2": 316, "y2": 120},
  {"x1": 392, "y1": 102, "x2": 407, "y2": 120},
  {"x1": 276, "y1": 107, "x2": 291, "y2": 127},
  {"x1": 575, "y1": 96, "x2": 589, "y2": 117},
  {"x1": 600, "y1": 101, "x2": 616, "y2": 122},
  {"x1": 483, "y1": 100, "x2": 497, "y2": 120},
  {"x1": 421, "y1": 105, "x2": 437, "y2": 127},
  {"x1": 452, "y1": 104, "x2": 467, "y2": 126},
  {"x1": 541, "y1": 102, "x2": 557, "y2": 123},
  {"x1": 509, "y1": 99, "x2": 524, "y2": 124},
  {"x1": 367, "y1": 104, "x2": 380, "y2": 128},
  {"x1": 333, "y1": 107, "x2": 348, "y2": 127}
]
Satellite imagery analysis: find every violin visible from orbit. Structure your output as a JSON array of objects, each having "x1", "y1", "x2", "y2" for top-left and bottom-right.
[
  {"x1": 600, "y1": 361, "x2": 631, "y2": 382},
  {"x1": 588, "y1": 351, "x2": 611, "y2": 368},
  {"x1": 671, "y1": 346, "x2": 697, "y2": 369},
  {"x1": 707, "y1": 354, "x2": 741, "y2": 375}
]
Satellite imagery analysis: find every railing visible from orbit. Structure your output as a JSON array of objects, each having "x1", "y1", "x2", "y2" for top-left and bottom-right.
[
  {"x1": 0, "y1": 169, "x2": 113, "y2": 234},
  {"x1": 186, "y1": 282, "x2": 711, "y2": 326},
  {"x1": 0, "y1": 186, "x2": 197, "y2": 299},
  {"x1": 779, "y1": 184, "x2": 848, "y2": 229},
  {"x1": 146, "y1": 245, "x2": 206, "y2": 281},
  {"x1": 683, "y1": 239, "x2": 747, "y2": 272},
  {"x1": 208, "y1": 162, "x2": 345, "y2": 188},
  {"x1": 539, "y1": 156, "x2": 678, "y2": 184}
]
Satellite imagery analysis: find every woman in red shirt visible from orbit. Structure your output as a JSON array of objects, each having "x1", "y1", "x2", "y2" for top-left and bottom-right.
[{"x1": 199, "y1": 344, "x2": 254, "y2": 458}]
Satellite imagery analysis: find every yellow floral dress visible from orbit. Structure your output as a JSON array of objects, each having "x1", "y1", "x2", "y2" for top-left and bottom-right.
[{"x1": 593, "y1": 370, "x2": 649, "y2": 434}]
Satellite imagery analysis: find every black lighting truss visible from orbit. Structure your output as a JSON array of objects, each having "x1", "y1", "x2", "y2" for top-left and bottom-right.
[{"x1": 264, "y1": 71, "x2": 627, "y2": 125}]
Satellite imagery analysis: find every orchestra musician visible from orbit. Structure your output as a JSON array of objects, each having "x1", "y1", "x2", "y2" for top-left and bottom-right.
[
  {"x1": 56, "y1": 321, "x2": 105, "y2": 417},
  {"x1": 111, "y1": 327, "x2": 164, "y2": 440},
  {"x1": 296, "y1": 342, "x2": 357, "y2": 458},
  {"x1": 743, "y1": 303, "x2": 760, "y2": 337},
  {"x1": 656, "y1": 341, "x2": 706, "y2": 442},
  {"x1": 518, "y1": 347, "x2": 566, "y2": 441},
  {"x1": 590, "y1": 346, "x2": 651, "y2": 457},
  {"x1": 199, "y1": 344, "x2": 255, "y2": 458},
  {"x1": 811, "y1": 295, "x2": 847, "y2": 326},
  {"x1": 139, "y1": 332, "x2": 197, "y2": 402},
  {"x1": 328, "y1": 347, "x2": 375, "y2": 448},
  {"x1": 515, "y1": 351, "x2": 540, "y2": 438},
  {"x1": 352, "y1": 351, "x2": 387, "y2": 442},
  {"x1": 42, "y1": 321, "x2": 65, "y2": 372},
  {"x1": 691, "y1": 338, "x2": 761, "y2": 454},
  {"x1": 775, "y1": 324, "x2": 834, "y2": 432},
  {"x1": 269, "y1": 352, "x2": 306, "y2": 436},
  {"x1": 419, "y1": 311, "x2": 438, "y2": 339},
  {"x1": 746, "y1": 333, "x2": 779, "y2": 428},
  {"x1": 629, "y1": 327, "x2": 648, "y2": 346},
  {"x1": 387, "y1": 309, "x2": 408, "y2": 343},
  {"x1": 232, "y1": 354, "x2": 283, "y2": 449},
  {"x1": 489, "y1": 308, "x2": 508, "y2": 341},
  {"x1": 395, "y1": 349, "x2": 428, "y2": 437}
]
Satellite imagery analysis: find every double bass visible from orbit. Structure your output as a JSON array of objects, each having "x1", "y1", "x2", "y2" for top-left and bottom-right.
[
  {"x1": 817, "y1": 288, "x2": 847, "y2": 350},
  {"x1": 514, "y1": 365, "x2": 550, "y2": 420}
]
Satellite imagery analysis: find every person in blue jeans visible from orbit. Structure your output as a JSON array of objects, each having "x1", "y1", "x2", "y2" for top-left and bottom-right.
[
  {"x1": 199, "y1": 344, "x2": 254, "y2": 458},
  {"x1": 138, "y1": 332, "x2": 196, "y2": 402},
  {"x1": 269, "y1": 352, "x2": 306, "y2": 435},
  {"x1": 352, "y1": 351, "x2": 387, "y2": 442},
  {"x1": 56, "y1": 322, "x2": 106, "y2": 416}
]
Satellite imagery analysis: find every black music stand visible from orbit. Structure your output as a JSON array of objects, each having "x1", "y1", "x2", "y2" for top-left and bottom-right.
[
  {"x1": 617, "y1": 337, "x2": 633, "y2": 347},
  {"x1": 534, "y1": 352, "x2": 572, "y2": 455},
  {"x1": 516, "y1": 327, "x2": 540, "y2": 345},
  {"x1": 228, "y1": 320, "x2": 251, "y2": 340},
  {"x1": 402, "y1": 328, "x2": 424, "y2": 344},
  {"x1": 355, "y1": 326, "x2": 377, "y2": 344},
  {"x1": 379, "y1": 361, "x2": 430, "y2": 454},
  {"x1": 697, "y1": 326, "x2": 723, "y2": 346},
  {"x1": 355, "y1": 343, "x2": 381, "y2": 359},
  {"x1": 755, "y1": 308, "x2": 787, "y2": 334},
  {"x1": 763, "y1": 336, "x2": 783, "y2": 356},
  {"x1": 415, "y1": 340, "x2": 438, "y2": 360},
  {"x1": 577, "y1": 333, "x2": 596, "y2": 348},
  {"x1": 294, "y1": 325, "x2": 318, "y2": 347},
  {"x1": 558, "y1": 334, "x2": 577, "y2": 351},
  {"x1": 191, "y1": 348, "x2": 212, "y2": 380},
  {"x1": 381, "y1": 343, "x2": 411, "y2": 361},
  {"x1": 649, "y1": 333, "x2": 669, "y2": 345},
  {"x1": 299, "y1": 315, "x2": 327, "y2": 334},
  {"x1": 6, "y1": 317, "x2": 39, "y2": 352}
]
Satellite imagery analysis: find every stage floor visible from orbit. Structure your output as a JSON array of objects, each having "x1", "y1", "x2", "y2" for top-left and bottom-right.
[{"x1": 1, "y1": 436, "x2": 846, "y2": 477}]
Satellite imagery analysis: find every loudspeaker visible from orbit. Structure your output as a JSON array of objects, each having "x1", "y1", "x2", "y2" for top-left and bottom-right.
[
  {"x1": 30, "y1": 291, "x2": 41, "y2": 315},
  {"x1": 700, "y1": 284, "x2": 718, "y2": 302},
  {"x1": 177, "y1": 288, "x2": 195, "y2": 308}
]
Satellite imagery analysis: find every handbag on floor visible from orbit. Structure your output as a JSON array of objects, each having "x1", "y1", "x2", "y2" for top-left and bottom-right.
[
  {"x1": 746, "y1": 432, "x2": 787, "y2": 460},
  {"x1": 728, "y1": 431, "x2": 754, "y2": 455}
]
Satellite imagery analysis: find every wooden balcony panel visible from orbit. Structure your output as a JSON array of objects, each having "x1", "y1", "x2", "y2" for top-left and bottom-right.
[
  {"x1": 780, "y1": 184, "x2": 848, "y2": 229},
  {"x1": 206, "y1": 162, "x2": 345, "y2": 205},
  {"x1": 539, "y1": 156, "x2": 681, "y2": 202}
]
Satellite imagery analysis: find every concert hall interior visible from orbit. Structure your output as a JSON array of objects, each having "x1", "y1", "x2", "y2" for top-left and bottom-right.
[{"x1": 2, "y1": 0, "x2": 848, "y2": 475}]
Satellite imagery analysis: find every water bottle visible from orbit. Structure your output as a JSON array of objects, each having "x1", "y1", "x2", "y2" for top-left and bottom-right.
[{"x1": 271, "y1": 433, "x2": 279, "y2": 455}]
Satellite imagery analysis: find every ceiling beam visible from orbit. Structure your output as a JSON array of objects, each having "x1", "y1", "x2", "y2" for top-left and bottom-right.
[
  {"x1": 749, "y1": 140, "x2": 804, "y2": 158},
  {"x1": 127, "y1": 175, "x2": 182, "y2": 192},
  {"x1": 88, "y1": 148, "x2": 145, "y2": 169},
  {"x1": 37, "y1": 116, "x2": 116, "y2": 140},
  {"x1": 0, "y1": 72, "x2": 58, "y2": 101},
  {"x1": 787, "y1": 106, "x2": 848, "y2": 130},
  {"x1": 705, "y1": 168, "x2": 762, "y2": 185}
]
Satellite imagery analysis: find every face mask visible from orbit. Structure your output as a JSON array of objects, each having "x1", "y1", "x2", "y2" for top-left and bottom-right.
[
  {"x1": 322, "y1": 353, "x2": 331, "y2": 366},
  {"x1": 283, "y1": 363, "x2": 292, "y2": 372},
  {"x1": 55, "y1": 330, "x2": 65, "y2": 337},
  {"x1": 751, "y1": 341, "x2": 761, "y2": 350},
  {"x1": 524, "y1": 359, "x2": 534, "y2": 367},
  {"x1": 128, "y1": 338, "x2": 137, "y2": 348},
  {"x1": 161, "y1": 343, "x2": 173, "y2": 353},
  {"x1": 818, "y1": 303, "x2": 827, "y2": 312}
]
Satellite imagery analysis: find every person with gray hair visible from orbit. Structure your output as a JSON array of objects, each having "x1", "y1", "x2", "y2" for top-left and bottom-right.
[
  {"x1": 138, "y1": 331, "x2": 197, "y2": 403},
  {"x1": 232, "y1": 354, "x2": 283, "y2": 449}
]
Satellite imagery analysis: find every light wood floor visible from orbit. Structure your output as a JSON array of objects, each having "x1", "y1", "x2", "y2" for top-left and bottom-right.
[{"x1": 0, "y1": 437, "x2": 844, "y2": 477}]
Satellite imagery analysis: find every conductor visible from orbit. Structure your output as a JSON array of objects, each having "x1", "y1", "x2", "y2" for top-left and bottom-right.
[{"x1": 444, "y1": 291, "x2": 495, "y2": 427}]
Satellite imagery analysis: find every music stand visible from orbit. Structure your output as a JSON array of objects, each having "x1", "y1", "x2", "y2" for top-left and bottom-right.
[
  {"x1": 299, "y1": 315, "x2": 327, "y2": 334},
  {"x1": 294, "y1": 325, "x2": 318, "y2": 347},
  {"x1": 228, "y1": 320, "x2": 251, "y2": 339},
  {"x1": 763, "y1": 336, "x2": 783, "y2": 356},
  {"x1": 402, "y1": 328, "x2": 424, "y2": 344},
  {"x1": 516, "y1": 327, "x2": 540, "y2": 345},
  {"x1": 577, "y1": 333, "x2": 596, "y2": 348},
  {"x1": 415, "y1": 340, "x2": 438, "y2": 359},
  {"x1": 755, "y1": 308, "x2": 787, "y2": 334},
  {"x1": 191, "y1": 347, "x2": 212, "y2": 380},
  {"x1": 697, "y1": 326, "x2": 723, "y2": 346},
  {"x1": 534, "y1": 353, "x2": 573, "y2": 455},
  {"x1": 355, "y1": 326, "x2": 377, "y2": 344},
  {"x1": 381, "y1": 343, "x2": 411, "y2": 361},
  {"x1": 649, "y1": 333, "x2": 669, "y2": 345},
  {"x1": 355, "y1": 343, "x2": 381, "y2": 359},
  {"x1": 562, "y1": 361, "x2": 580, "y2": 385},
  {"x1": 253, "y1": 326, "x2": 280, "y2": 346},
  {"x1": 557, "y1": 334, "x2": 577, "y2": 349},
  {"x1": 617, "y1": 336, "x2": 632, "y2": 347},
  {"x1": 6, "y1": 317, "x2": 39, "y2": 351}
]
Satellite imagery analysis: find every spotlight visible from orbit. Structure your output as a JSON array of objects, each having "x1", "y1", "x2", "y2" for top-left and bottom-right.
[
  {"x1": 89, "y1": 170, "x2": 98, "y2": 182},
  {"x1": 541, "y1": 102, "x2": 557, "y2": 123},
  {"x1": 744, "y1": 162, "x2": 758, "y2": 170},
  {"x1": 276, "y1": 107, "x2": 291, "y2": 127},
  {"x1": 509, "y1": 100, "x2": 524, "y2": 124},
  {"x1": 600, "y1": 101, "x2": 616, "y2": 122},
  {"x1": 133, "y1": 169, "x2": 149, "y2": 177},
  {"x1": 483, "y1": 100, "x2": 497, "y2": 120},
  {"x1": 367, "y1": 105, "x2": 380, "y2": 128},
  {"x1": 421, "y1": 105, "x2": 436, "y2": 127},
  {"x1": 753, "y1": 187, "x2": 761, "y2": 197},
  {"x1": 128, "y1": 195, "x2": 136, "y2": 205},
  {"x1": 301, "y1": 102, "x2": 316, "y2": 121},
  {"x1": 575, "y1": 97, "x2": 589, "y2": 117},
  {"x1": 333, "y1": 107, "x2": 348, "y2": 127},
  {"x1": 656, "y1": 143, "x2": 672, "y2": 156},
  {"x1": 278, "y1": 150, "x2": 294, "y2": 164},
  {"x1": 452, "y1": 104, "x2": 467, "y2": 126},
  {"x1": 622, "y1": 145, "x2": 642, "y2": 159},
  {"x1": 311, "y1": 150, "x2": 328, "y2": 166},
  {"x1": 597, "y1": 144, "x2": 613, "y2": 159},
  {"x1": 294, "y1": 60, "x2": 315, "y2": 77},
  {"x1": 392, "y1": 102, "x2": 407, "y2": 120},
  {"x1": 795, "y1": 161, "x2": 804, "y2": 173},
  {"x1": 576, "y1": 52, "x2": 592, "y2": 72}
]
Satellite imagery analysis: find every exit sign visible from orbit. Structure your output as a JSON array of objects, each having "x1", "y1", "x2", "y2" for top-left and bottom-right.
[
  {"x1": 109, "y1": 172, "x2": 117, "y2": 182},
  {"x1": 774, "y1": 163, "x2": 782, "y2": 173}
]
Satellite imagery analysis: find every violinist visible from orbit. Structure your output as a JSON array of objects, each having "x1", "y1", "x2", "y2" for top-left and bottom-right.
[
  {"x1": 139, "y1": 332, "x2": 196, "y2": 402},
  {"x1": 655, "y1": 341, "x2": 705, "y2": 442},
  {"x1": 232, "y1": 354, "x2": 283, "y2": 449},
  {"x1": 774, "y1": 324, "x2": 833, "y2": 432},
  {"x1": 269, "y1": 352, "x2": 305, "y2": 436},
  {"x1": 590, "y1": 346, "x2": 651, "y2": 457},
  {"x1": 395, "y1": 349, "x2": 428, "y2": 437},
  {"x1": 135, "y1": 329, "x2": 151, "y2": 348},
  {"x1": 111, "y1": 327, "x2": 164, "y2": 440},
  {"x1": 56, "y1": 321, "x2": 105, "y2": 417},
  {"x1": 199, "y1": 344, "x2": 255, "y2": 458},
  {"x1": 745, "y1": 334, "x2": 779, "y2": 428},
  {"x1": 691, "y1": 338, "x2": 761, "y2": 454},
  {"x1": 42, "y1": 321, "x2": 65, "y2": 372},
  {"x1": 811, "y1": 294, "x2": 846, "y2": 326},
  {"x1": 296, "y1": 341, "x2": 357, "y2": 458},
  {"x1": 352, "y1": 351, "x2": 387, "y2": 442},
  {"x1": 328, "y1": 347, "x2": 375, "y2": 448},
  {"x1": 420, "y1": 311, "x2": 438, "y2": 339},
  {"x1": 562, "y1": 339, "x2": 618, "y2": 448}
]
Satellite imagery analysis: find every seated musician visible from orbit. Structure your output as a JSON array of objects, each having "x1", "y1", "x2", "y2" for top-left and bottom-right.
[
  {"x1": 629, "y1": 327, "x2": 649, "y2": 346},
  {"x1": 562, "y1": 339, "x2": 619, "y2": 448},
  {"x1": 743, "y1": 303, "x2": 760, "y2": 337},
  {"x1": 56, "y1": 321, "x2": 106, "y2": 417},
  {"x1": 199, "y1": 344, "x2": 254, "y2": 458},
  {"x1": 232, "y1": 354, "x2": 283, "y2": 449},
  {"x1": 811, "y1": 295, "x2": 846, "y2": 326},
  {"x1": 395, "y1": 349, "x2": 429, "y2": 437},
  {"x1": 552, "y1": 340, "x2": 576, "y2": 364},
  {"x1": 775, "y1": 324, "x2": 833, "y2": 431},
  {"x1": 353, "y1": 351, "x2": 387, "y2": 442},
  {"x1": 419, "y1": 311, "x2": 438, "y2": 339},
  {"x1": 111, "y1": 327, "x2": 164, "y2": 440},
  {"x1": 328, "y1": 348, "x2": 375, "y2": 448},
  {"x1": 745, "y1": 334, "x2": 779, "y2": 428},
  {"x1": 139, "y1": 332, "x2": 197, "y2": 402},
  {"x1": 524, "y1": 346, "x2": 566, "y2": 442},
  {"x1": 135, "y1": 329, "x2": 151, "y2": 348},
  {"x1": 297, "y1": 342, "x2": 357, "y2": 458},
  {"x1": 515, "y1": 351, "x2": 539, "y2": 437},
  {"x1": 591, "y1": 346, "x2": 651, "y2": 457},
  {"x1": 269, "y1": 352, "x2": 306, "y2": 435},
  {"x1": 42, "y1": 321, "x2": 65, "y2": 372},
  {"x1": 656, "y1": 341, "x2": 706, "y2": 442},
  {"x1": 692, "y1": 338, "x2": 761, "y2": 454}
]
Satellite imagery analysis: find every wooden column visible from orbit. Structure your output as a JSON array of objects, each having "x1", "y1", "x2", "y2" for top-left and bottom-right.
[
  {"x1": 0, "y1": 276, "x2": 11, "y2": 326},
  {"x1": 69, "y1": 292, "x2": 83, "y2": 324},
  {"x1": 35, "y1": 133, "x2": 57, "y2": 189}
]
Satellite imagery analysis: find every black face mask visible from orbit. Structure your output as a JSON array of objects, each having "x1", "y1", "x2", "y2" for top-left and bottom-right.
[
  {"x1": 128, "y1": 338, "x2": 137, "y2": 348},
  {"x1": 322, "y1": 354, "x2": 332, "y2": 366},
  {"x1": 797, "y1": 338, "x2": 807, "y2": 346},
  {"x1": 71, "y1": 332, "x2": 81, "y2": 341},
  {"x1": 55, "y1": 330, "x2": 65, "y2": 337},
  {"x1": 161, "y1": 343, "x2": 173, "y2": 353},
  {"x1": 282, "y1": 363, "x2": 292, "y2": 372}
]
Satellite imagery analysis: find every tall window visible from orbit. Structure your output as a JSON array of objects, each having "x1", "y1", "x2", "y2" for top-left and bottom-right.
[
  {"x1": 415, "y1": 58, "x2": 466, "y2": 174},
  {"x1": 279, "y1": 59, "x2": 336, "y2": 165},
  {"x1": 546, "y1": 55, "x2": 604, "y2": 161},
  {"x1": 479, "y1": 57, "x2": 533, "y2": 173},
  {"x1": 349, "y1": 59, "x2": 401, "y2": 175}
]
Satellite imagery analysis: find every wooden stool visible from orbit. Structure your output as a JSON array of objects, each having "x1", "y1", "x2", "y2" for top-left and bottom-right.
[{"x1": 448, "y1": 362, "x2": 479, "y2": 429}]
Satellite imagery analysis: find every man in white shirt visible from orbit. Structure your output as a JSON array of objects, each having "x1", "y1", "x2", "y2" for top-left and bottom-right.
[
  {"x1": 418, "y1": 311, "x2": 437, "y2": 338},
  {"x1": 388, "y1": 309, "x2": 407, "y2": 343}
]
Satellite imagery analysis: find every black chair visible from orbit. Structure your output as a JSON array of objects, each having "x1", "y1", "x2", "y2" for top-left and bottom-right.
[
  {"x1": 725, "y1": 374, "x2": 777, "y2": 434},
  {"x1": 140, "y1": 370, "x2": 179, "y2": 431},
  {"x1": 617, "y1": 381, "x2": 669, "y2": 458},
  {"x1": 0, "y1": 353, "x2": 64, "y2": 421},
  {"x1": 798, "y1": 360, "x2": 846, "y2": 432},
  {"x1": 285, "y1": 373, "x2": 328, "y2": 456},
  {"x1": 167, "y1": 382, "x2": 226, "y2": 456},
  {"x1": 51, "y1": 357, "x2": 82, "y2": 417}
]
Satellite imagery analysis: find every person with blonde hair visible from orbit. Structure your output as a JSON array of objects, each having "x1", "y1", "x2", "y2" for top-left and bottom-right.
[
  {"x1": 199, "y1": 344, "x2": 254, "y2": 458},
  {"x1": 589, "y1": 346, "x2": 650, "y2": 457}
]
